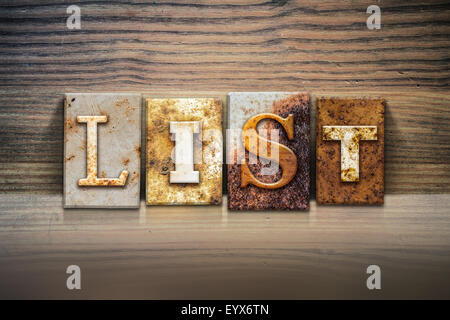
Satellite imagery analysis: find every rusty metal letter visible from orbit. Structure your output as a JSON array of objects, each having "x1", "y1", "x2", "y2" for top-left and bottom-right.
[
  {"x1": 323, "y1": 126, "x2": 377, "y2": 182},
  {"x1": 169, "y1": 121, "x2": 201, "y2": 184},
  {"x1": 77, "y1": 115, "x2": 128, "y2": 186},
  {"x1": 241, "y1": 113, "x2": 297, "y2": 189}
]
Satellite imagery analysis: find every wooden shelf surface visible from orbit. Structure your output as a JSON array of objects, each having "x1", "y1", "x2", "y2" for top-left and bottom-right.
[{"x1": 0, "y1": 194, "x2": 449, "y2": 299}]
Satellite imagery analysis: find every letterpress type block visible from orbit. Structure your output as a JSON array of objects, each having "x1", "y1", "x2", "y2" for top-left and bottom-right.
[
  {"x1": 146, "y1": 98, "x2": 223, "y2": 205},
  {"x1": 227, "y1": 92, "x2": 310, "y2": 210},
  {"x1": 316, "y1": 98, "x2": 384, "y2": 204},
  {"x1": 64, "y1": 93, "x2": 141, "y2": 208}
]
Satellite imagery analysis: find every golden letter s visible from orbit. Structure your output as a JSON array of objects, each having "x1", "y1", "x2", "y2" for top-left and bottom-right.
[{"x1": 241, "y1": 113, "x2": 297, "y2": 189}]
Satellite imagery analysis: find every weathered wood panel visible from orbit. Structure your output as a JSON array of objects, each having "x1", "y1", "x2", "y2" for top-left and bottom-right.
[
  {"x1": 0, "y1": 0, "x2": 449, "y2": 194},
  {"x1": 0, "y1": 194, "x2": 449, "y2": 299}
]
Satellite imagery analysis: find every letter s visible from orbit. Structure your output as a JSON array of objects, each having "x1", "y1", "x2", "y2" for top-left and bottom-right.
[{"x1": 241, "y1": 113, "x2": 297, "y2": 189}]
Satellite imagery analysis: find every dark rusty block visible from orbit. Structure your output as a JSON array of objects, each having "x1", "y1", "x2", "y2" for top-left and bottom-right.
[
  {"x1": 316, "y1": 98, "x2": 385, "y2": 205},
  {"x1": 227, "y1": 92, "x2": 310, "y2": 210}
]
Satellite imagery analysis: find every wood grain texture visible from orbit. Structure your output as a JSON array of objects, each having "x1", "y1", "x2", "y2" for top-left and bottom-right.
[
  {"x1": 0, "y1": 194, "x2": 449, "y2": 299},
  {"x1": 0, "y1": 0, "x2": 449, "y2": 194}
]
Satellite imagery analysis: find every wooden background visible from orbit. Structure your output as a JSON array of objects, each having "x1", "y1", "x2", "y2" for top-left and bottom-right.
[
  {"x1": 0, "y1": 0, "x2": 449, "y2": 194},
  {"x1": 0, "y1": 0, "x2": 449, "y2": 299}
]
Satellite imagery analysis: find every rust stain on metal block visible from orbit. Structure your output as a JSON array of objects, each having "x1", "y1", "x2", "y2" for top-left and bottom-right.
[
  {"x1": 64, "y1": 93, "x2": 141, "y2": 208},
  {"x1": 227, "y1": 92, "x2": 310, "y2": 210},
  {"x1": 146, "y1": 98, "x2": 223, "y2": 205},
  {"x1": 316, "y1": 98, "x2": 385, "y2": 205}
]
